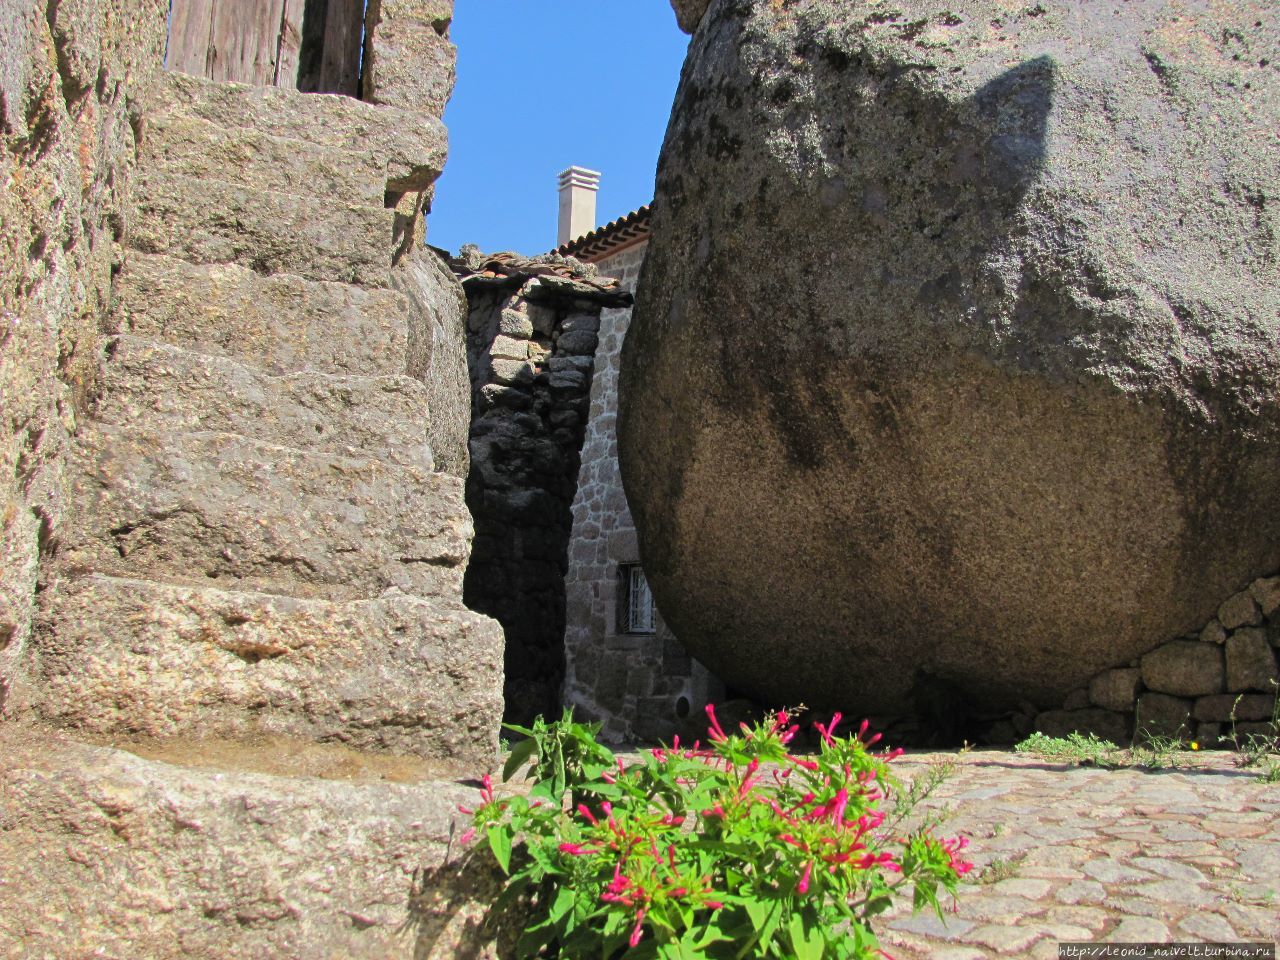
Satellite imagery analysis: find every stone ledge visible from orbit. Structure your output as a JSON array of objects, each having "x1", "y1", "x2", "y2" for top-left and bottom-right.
[
  {"x1": 0, "y1": 728, "x2": 508, "y2": 959},
  {"x1": 35, "y1": 574, "x2": 502, "y2": 762}
]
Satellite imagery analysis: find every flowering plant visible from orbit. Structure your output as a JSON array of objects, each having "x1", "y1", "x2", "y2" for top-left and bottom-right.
[{"x1": 465, "y1": 707, "x2": 971, "y2": 959}]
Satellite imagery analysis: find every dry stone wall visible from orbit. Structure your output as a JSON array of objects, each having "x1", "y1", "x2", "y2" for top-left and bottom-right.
[
  {"x1": 562, "y1": 240, "x2": 724, "y2": 743},
  {"x1": 1037, "y1": 573, "x2": 1280, "y2": 747},
  {"x1": 451, "y1": 250, "x2": 630, "y2": 725}
]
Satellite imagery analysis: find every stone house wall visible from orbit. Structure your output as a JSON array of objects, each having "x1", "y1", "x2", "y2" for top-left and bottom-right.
[
  {"x1": 453, "y1": 251, "x2": 630, "y2": 726},
  {"x1": 562, "y1": 240, "x2": 724, "y2": 743}
]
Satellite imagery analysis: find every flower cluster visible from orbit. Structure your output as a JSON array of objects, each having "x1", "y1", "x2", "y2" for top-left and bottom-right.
[{"x1": 464, "y1": 707, "x2": 971, "y2": 959}]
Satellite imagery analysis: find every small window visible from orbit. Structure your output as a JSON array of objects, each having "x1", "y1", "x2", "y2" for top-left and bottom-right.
[{"x1": 619, "y1": 564, "x2": 655, "y2": 635}]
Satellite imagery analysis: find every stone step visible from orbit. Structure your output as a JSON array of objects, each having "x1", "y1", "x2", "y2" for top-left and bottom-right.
[
  {"x1": 153, "y1": 70, "x2": 448, "y2": 193},
  {"x1": 139, "y1": 109, "x2": 388, "y2": 207},
  {"x1": 0, "y1": 729, "x2": 505, "y2": 957},
  {"x1": 111, "y1": 253, "x2": 414, "y2": 377},
  {"x1": 35, "y1": 573, "x2": 502, "y2": 763},
  {"x1": 129, "y1": 166, "x2": 394, "y2": 286},
  {"x1": 97, "y1": 335, "x2": 436, "y2": 467},
  {"x1": 61, "y1": 425, "x2": 471, "y2": 601}
]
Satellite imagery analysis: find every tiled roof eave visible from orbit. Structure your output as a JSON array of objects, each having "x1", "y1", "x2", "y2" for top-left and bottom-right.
[{"x1": 554, "y1": 204, "x2": 652, "y2": 263}]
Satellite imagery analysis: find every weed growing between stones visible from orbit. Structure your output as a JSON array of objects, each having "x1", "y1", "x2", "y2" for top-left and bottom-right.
[
  {"x1": 1014, "y1": 731, "x2": 1123, "y2": 767},
  {"x1": 1014, "y1": 689, "x2": 1280, "y2": 782},
  {"x1": 1228, "y1": 684, "x2": 1280, "y2": 784},
  {"x1": 462, "y1": 708, "x2": 971, "y2": 958},
  {"x1": 1013, "y1": 731, "x2": 1194, "y2": 770}
]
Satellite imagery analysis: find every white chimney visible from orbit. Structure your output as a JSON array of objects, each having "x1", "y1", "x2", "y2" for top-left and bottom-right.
[{"x1": 557, "y1": 166, "x2": 601, "y2": 247}]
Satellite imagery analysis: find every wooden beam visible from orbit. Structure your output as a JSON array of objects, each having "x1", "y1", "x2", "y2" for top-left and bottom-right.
[
  {"x1": 208, "y1": 0, "x2": 289, "y2": 86},
  {"x1": 275, "y1": 0, "x2": 307, "y2": 88},
  {"x1": 166, "y1": 0, "x2": 216, "y2": 77}
]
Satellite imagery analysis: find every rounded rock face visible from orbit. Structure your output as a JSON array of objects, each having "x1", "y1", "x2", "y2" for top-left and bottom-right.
[{"x1": 618, "y1": 0, "x2": 1280, "y2": 715}]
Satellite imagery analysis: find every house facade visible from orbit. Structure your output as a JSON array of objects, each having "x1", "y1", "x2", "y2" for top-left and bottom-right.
[{"x1": 554, "y1": 185, "x2": 724, "y2": 742}]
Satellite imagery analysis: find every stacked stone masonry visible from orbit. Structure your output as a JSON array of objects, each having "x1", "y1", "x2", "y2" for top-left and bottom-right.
[
  {"x1": 1, "y1": 2, "x2": 512, "y2": 955},
  {"x1": 1036, "y1": 573, "x2": 1280, "y2": 746},
  {"x1": 30, "y1": 67, "x2": 502, "y2": 765},
  {"x1": 451, "y1": 249, "x2": 631, "y2": 726},
  {"x1": 562, "y1": 240, "x2": 724, "y2": 743}
]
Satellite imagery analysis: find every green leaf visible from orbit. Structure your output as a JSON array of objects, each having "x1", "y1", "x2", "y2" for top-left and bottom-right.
[
  {"x1": 515, "y1": 919, "x2": 557, "y2": 957},
  {"x1": 547, "y1": 885, "x2": 576, "y2": 925},
  {"x1": 486, "y1": 825, "x2": 512, "y2": 873},
  {"x1": 787, "y1": 914, "x2": 825, "y2": 960},
  {"x1": 502, "y1": 738, "x2": 538, "y2": 783}
]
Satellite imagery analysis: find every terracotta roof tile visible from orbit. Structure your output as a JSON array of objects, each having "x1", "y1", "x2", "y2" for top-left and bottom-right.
[{"x1": 553, "y1": 204, "x2": 652, "y2": 262}]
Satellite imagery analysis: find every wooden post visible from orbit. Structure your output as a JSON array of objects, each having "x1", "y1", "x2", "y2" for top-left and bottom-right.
[
  {"x1": 208, "y1": 0, "x2": 289, "y2": 86},
  {"x1": 166, "y1": 0, "x2": 217, "y2": 77},
  {"x1": 275, "y1": 0, "x2": 307, "y2": 88}
]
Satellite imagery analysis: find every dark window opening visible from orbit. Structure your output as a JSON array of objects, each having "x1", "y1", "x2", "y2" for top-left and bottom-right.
[{"x1": 618, "y1": 564, "x2": 655, "y2": 635}]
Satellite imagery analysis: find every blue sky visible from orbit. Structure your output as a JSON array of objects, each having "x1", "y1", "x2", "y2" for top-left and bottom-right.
[{"x1": 428, "y1": 3, "x2": 689, "y2": 256}]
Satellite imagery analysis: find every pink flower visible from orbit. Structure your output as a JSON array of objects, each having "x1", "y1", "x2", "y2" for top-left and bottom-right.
[
  {"x1": 942, "y1": 836, "x2": 973, "y2": 876},
  {"x1": 797, "y1": 861, "x2": 813, "y2": 894},
  {"x1": 458, "y1": 827, "x2": 476, "y2": 845},
  {"x1": 558, "y1": 842, "x2": 595, "y2": 856},
  {"x1": 705, "y1": 704, "x2": 728, "y2": 742},
  {"x1": 853, "y1": 852, "x2": 900, "y2": 872},
  {"x1": 629, "y1": 909, "x2": 647, "y2": 947}
]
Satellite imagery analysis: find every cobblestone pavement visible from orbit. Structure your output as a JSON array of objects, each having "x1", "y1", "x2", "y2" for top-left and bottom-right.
[{"x1": 877, "y1": 751, "x2": 1280, "y2": 959}]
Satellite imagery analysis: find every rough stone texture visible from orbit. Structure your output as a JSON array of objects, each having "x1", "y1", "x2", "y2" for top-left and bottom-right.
[
  {"x1": 1218, "y1": 590, "x2": 1263, "y2": 630},
  {"x1": 1199, "y1": 619, "x2": 1227, "y2": 645},
  {"x1": 1249, "y1": 576, "x2": 1280, "y2": 618},
  {"x1": 37, "y1": 575, "x2": 502, "y2": 760},
  {"x1": 1140, "y1": 641, "x2": 1224, "y2": 698},
  {"x1": 562, "y1": 240, "x2": 724, "y2": 743},
  {"x1": 0, "y1": 728, "x2": 511, "y2": 959},
  {"x1": 1224, "y1": 627, "x2": 1280, "y2": 693},
  {"x1": 60, "y1": 425, "x2": 471, "y2": 601},
  {"x1": 96, "y1": 336, "x2": 438, "y2": 467},
  {"x1": 3, "y1": 1, "x2": 505, "y2": 955},
  {"x1": 131, "y1": 168, "x2": 395, "y2": 287},
  {"x1": 157, "y1": 70, "x2": 449, "y2": 191},
  {"x1": 1034, "y1": 708, "x2": 1129, "y2": 745},
  {"x1": 669, "y1": 0, "x2": 712, "y2": 34},
  {"x1": 0, "y1": 0, "x2": 169, "y2": 715},
  {"x1": 129, "y1": 71, "x2": 453, "y2": 288},
  {"x1": 392, "y1": 247, "x2": 472, "y2": 476},
  {"x1": 1135, "y1": 693, "x2": 1193, "y2": 740},
  {"x1": 1088, "y1": 668, "x2": 1141, "y2": 714},
  {"x1": 1192, "y1": 694, "x2": 1277, "y2": 724},
  {"x1": 451, "y1": 251, "x2": 630, "y2": 725},
  {"x1": 876, "y1": 750, "x2": 1280, "y2": 957},
  {"x1": 113, "y1": 253, "x2": 416, "y2": 376},
  {"x1": 619, "y1": 0, "x2": 1280, "y2": 718},
  {"x1": 363, "y1": 0, "x2": 457, "y2": 117}
]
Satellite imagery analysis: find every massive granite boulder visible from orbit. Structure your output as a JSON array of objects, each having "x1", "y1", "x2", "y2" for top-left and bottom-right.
[{"x1": 619, "y1": 0, "x2": 1280, "y2": 716}]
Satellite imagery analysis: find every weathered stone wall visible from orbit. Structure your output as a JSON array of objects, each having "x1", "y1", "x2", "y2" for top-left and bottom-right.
[
  {"x1": 1035, "y1": 574, "x2": 1280, "y2": 747},
  {"x1": 0, "y1": 0, "x2": 169, "y2": 716},
  {"x1": 1, "y1": 3, "x2": 515, "y2": 954},
  {"x1": 562, "y1": 240, "x2": 723, "y2": 743},
  {"x1": 453, "y1": 251, "x2": 630, "y2": 725}
]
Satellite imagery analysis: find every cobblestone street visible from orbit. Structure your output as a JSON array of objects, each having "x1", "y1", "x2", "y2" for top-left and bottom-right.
[{"x1": 879, "y1": 751, "x2": 1280, "y2": 959}]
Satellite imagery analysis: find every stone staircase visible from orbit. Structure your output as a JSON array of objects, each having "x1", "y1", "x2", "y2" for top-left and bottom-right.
[{"x1": 33, "y1": 72, "x2": 501, "y2": 766}]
